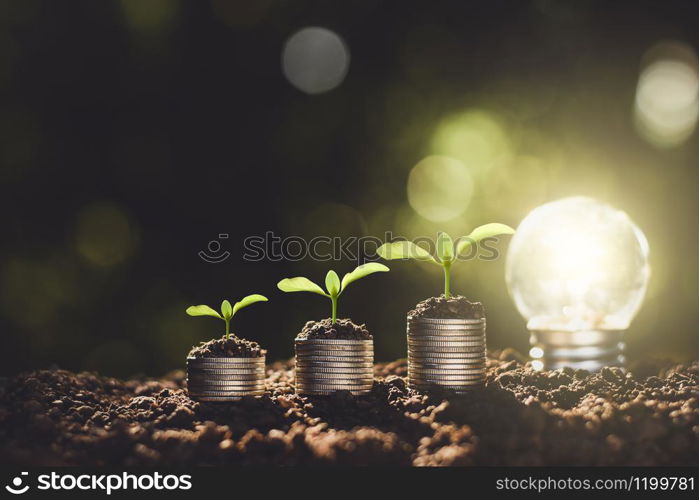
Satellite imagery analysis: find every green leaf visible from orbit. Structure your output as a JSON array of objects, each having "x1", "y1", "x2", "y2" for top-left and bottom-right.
[
  {"x1": 185, "y1": 304, "x2": 223, "y2": 319},
  {"x1": 456, "y1": 223, "x2": 515, "y2": 256},
  {"x1": 376, "y1": 241, "x2": 435, "y2": 262},
  {"x1": 325, "y1": 270, "x2": 341, "y2": 296},
  {"x1": 232, "y1": 294, "x2": 268, "y2": 315},
  {"x1": 436, "y1": 232, "x2": 454, "y2": 263},
  {"x1": 221, "y1": 300, "x2": 233, "y2": 320},
  {"x1": 341, "y1": 262, "x2": 390, "y2": 291},
  {"x1": 277, "y1": 277, "x2": 329, "y2": 296}
]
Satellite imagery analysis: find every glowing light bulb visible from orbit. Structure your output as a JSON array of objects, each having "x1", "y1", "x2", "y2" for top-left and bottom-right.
[{"x1": 505, "y1": 197, "x2": 650, "y2": 371}]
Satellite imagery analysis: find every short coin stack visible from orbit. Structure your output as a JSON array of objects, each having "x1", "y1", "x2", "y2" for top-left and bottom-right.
[
  {"x1": 295, "y1": 339, "x2": 374, "y2": 396},
  {"x1": 407, "y1": 316, "x2": 486, "y2": 393},
  {"x1": 186, "y1": 356, "x2": 265, "y2": 402}
]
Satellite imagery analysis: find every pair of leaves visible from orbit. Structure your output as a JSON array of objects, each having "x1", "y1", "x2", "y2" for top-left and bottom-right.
[
  {"x1": 377, "y1": 223, "x2": 515, "y2": 265},
  {"x1": 277, "y1": 262, "x2": 389, "y2": 298},
  {"x1": 186, "y1": 294, "x2": 268, "y2": 320}
]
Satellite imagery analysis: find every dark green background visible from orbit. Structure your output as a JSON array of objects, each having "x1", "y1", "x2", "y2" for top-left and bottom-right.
[{"x1": 1, "y1": 0, "x2": 698, "y2": 376}]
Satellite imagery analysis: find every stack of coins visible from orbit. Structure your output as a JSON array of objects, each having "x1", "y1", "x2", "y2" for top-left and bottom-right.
[
  {"x1": 186, "y1": 356, "x2": 265, "y2": 402},
  {"x1": 294, "y1": 339, "x2": 374, "y2": 396},
  {"x1": 407, "y1": 316, "x2": 486, "y2": 394}
]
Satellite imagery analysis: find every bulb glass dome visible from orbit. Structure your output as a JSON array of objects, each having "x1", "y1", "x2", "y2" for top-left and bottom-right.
[{"x1": 506, "y1": 197, "x2": 650, "y2": 332}]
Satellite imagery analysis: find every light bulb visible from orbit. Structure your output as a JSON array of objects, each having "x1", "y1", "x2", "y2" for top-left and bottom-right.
[{"x1": 505, "y1": 197, "x2": 650, "y2": 371}]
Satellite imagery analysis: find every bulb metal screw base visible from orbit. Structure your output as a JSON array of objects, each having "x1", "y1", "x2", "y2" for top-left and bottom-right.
[{"x1": 529, "y1": 330, "x2": 626, "y2": 372}]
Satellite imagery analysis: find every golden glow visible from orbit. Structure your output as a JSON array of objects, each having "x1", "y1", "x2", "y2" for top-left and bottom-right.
[
  {"x1": 430, "y1": 110, "x2": 511, "y2": 176},
  {"x1": 634, "y1": 41, "x2": 699, "y2": 148},
  {"x1": 407, "y1": 155, "x2": 474, "y2": 222}
]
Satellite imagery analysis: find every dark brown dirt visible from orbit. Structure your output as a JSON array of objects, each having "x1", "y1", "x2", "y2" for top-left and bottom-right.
[
  {"x1": 188, "y1": 336, "x2": 264, "y2": 358},
  {"x1": 0, "y1": 353, "x2": 697, "y2": 466},
  {"x1": 409, "y1": 295, "x2": 484, "y2": 319},
  {"x1": 296, "y1": 318, "x2": 372, "y2": 340}
]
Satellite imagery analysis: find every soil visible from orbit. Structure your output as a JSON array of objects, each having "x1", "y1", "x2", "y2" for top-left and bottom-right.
[
  {"x1": 296, "y1": 318, "x2": 372, "y2": 340},
  {"x1": 1, "y1": 351, "x2": 697, "y2": 466},
  {"x1": 188, "y1": 336, "x2": 264, "y2": 358},
  {"x1": 409, "y1": 295, "x2": 484, "y2": 319}
]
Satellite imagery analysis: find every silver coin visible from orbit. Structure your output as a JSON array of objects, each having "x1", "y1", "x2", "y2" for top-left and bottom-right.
[
  {"x1": 188, "y1": 378, "x2": 264, "y2": 386},
  {"x1": 187, "y1": 366, "x2": 264, "y2": 373},
  {"x1": 408, "y1": 322, "x2": 484, "y2": 329},
  {"x1": 295, "y1": 365, "x2": 372, "y2": 373},
  {"x1": 296, "y1": 348, "x2": 373, "y2": 354},
  {"x1": 409, "y1": 366, "x2": 485, "y2": 375},
  {"x1": 295, "y1": 339, "x2": 373, "y2": 345},
  {"x1": 187, "y1": 364, "x2": 264, "y2": 372},
  {"x1": 295, "y1": 347, "x2": 373, "y2": 354},
  {"x1": 408, "y1": 361, "x2": 486, "y2": 368},
  {"x1": 407, "y1": 334, "x2": 485, "y2": 342},
  {"x1": 408, "y1": 328, "x2": 485, "y2": 336},
  {"x1": 409, "y1": 374, "x2": 484, "y2": 381},
  {"x1": 407, "y1": 348, "x2": 485, "y2": 355},
  {"x1": 188, "y1": 390, "x2": 265, "y2": 397},
  {"x1": 409, "y1": 357, "x2": 486, "y2": 365},
  {"x1": 295, "y1": 374, "x2": 373, "y2": 381},
  {"x1": 294, "y1": 344, "x2": 374, "y2": 352},
  {"x1": 408, "y1": 352, "x2": 485, "y2": 360},
  {"x1": 408, "y1": 326, "x2": 484, "y2": 333},
  {"x1": 187, "y1": 356, "x2": 264, "y2": 363},
  {"x1": 408, "y1": 385, "x2": 479, "y2": 393},
  {"x1": 187, "y1": 375, "x2": 263, "y2": 383},
  {"x1": 296, "y1": 375, "x2": 373, "y2": 383},
  {"x1": 409, "y1": 363, "x2": 485, "y2": 371},
  {"x1": 296, "y1": 363, "x2": 374, "y2": 371},
  {"x1": 187, "y1": 376, "x2": 264, "y2": 385},
  {"x1": 187, "y1": 370, "x2": 265, "y2": 379},
  {"x1": 190, "y1": 395, "x2": 255, "y2": 402},
  {"x1": 296, "y1": 385, "x2": 374, "y2": 393},
  {"x1": 188, "y1": 386, "x2": 265, "y2": 392},
  {"x1": 408, "y1": 316, "x2": 484, "y2": 323},
  {"x1": 295, "y1": 380, "x2": 374, "y2": 387},
  {"x1": 408, "y1": 381, "x2": 483, "y2": 390},
  {"x1": 408, "y1": 346, "x2": 485, "y2": 354},
  {"x1": 408, "y1": 340, "x2": 485, "y2": 348},
  {"x1": 295, "y1": 370, "x2": 373, "y2": 377},
  {"x1": 295, "y1": 355, "x2": 374, "y2": 363},
  {"x1": 297, "y1": 389, "x2": 371, "y2": 396}
]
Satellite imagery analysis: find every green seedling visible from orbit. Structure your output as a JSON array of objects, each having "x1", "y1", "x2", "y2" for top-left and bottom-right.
[
  {"x1": 186, "y1": 294, "x2": 268, "y2": 339},
  {"x1": 277, "y1": 263, "x2": 390, "y2": 323},
  {"x1": 376, "y1": 223, "x2": 514, "y2": 299}
]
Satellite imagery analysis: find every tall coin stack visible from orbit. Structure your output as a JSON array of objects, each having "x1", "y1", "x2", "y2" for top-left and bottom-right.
[
  {"x1": 187, "y1": 356, "x2": 266, "y2": 402},
  {"x1": 294, "y1": 339, "x2": 374, "y2": 396},
  {"x1": 407, "y1": 316, "x2": 486, "y2": 393}
]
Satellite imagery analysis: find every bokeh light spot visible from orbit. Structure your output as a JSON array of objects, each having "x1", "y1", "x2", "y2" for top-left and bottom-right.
[
  {"x1": 634, "y1": 41, "x2": 699, "y2": 148},
  {"x1": 407, "y1": 155, "x2": 474, "y2": 222},
  {"x1": 282, "y1": 27, "x2": 350, "y2": 94},
  {"x1": 75, "y1": 203, "x2": 139, "y2": 267},
  {"x1": 430, "y1": 110, "x2": 511, "y2": 176}
]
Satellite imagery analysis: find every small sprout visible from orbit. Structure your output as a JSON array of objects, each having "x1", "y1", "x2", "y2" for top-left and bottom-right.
[
  {"x1": 277, "y1": 263, "x2": 390, "y2": 323},
  {"x1": 377, "y1": 223, "x2": 514, "y2": 299},
  {"x1": 186, "y1": 294, "x2": 268, "y2": 339}
]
